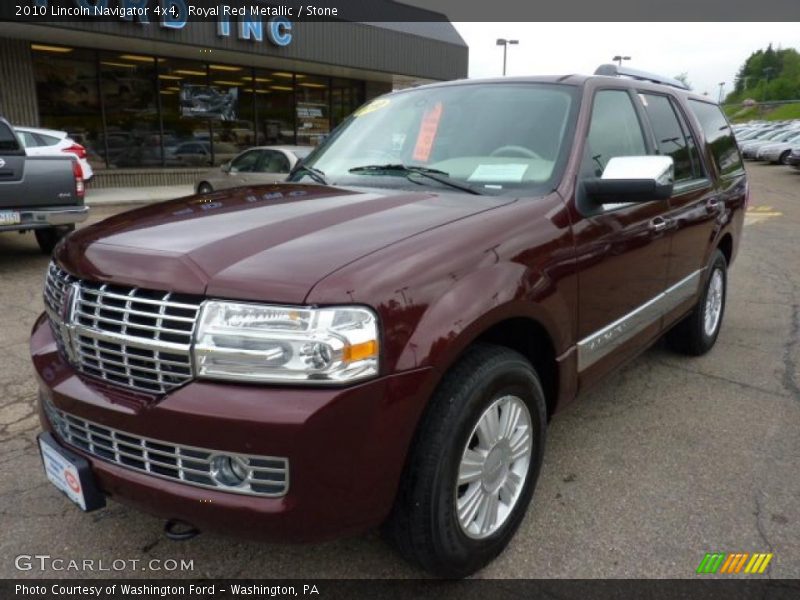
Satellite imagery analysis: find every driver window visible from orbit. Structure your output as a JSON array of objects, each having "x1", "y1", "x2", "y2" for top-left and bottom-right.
[
  {"x1": 257, "y1": 150, "x2": 291, "y2": 173},
  {"x1": 230, "y1": 150, "x2": 261, "y2": 173},
  {"x1": 583, "y1": 90, "x2": 647, "y2": 177}
]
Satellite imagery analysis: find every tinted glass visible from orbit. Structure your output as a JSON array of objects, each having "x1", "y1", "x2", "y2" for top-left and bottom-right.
[
  {"x1": 33, "y1": 47, "x2": 102, "y2": 168},
  {"x1": 640, "y1": 93, "x2": 699, "y2": 181},
  {"x1": 300, "y1": 83, "x2": 577, "y2": 194},
  {"x1": 259, "y1": 150, "x2": 290, "y2": 173},
  {"x1": 38, "y1": 133, "x2": 61, "y2": 146},
  {"x1": 584, "y1": 90, "x2": 646, "y2": 176},
  {"x1": 688, "y1": 100, "x2": 744, "y2": 178},
  {"x1": 231, "y1": 150, "x2": 261, "y2": 172},
  {"x1": 0, "y1": 123, "x2": 21, "y2": 152},
  {"x1": 18, "y1": 132, "x2": 39, "y2": 148}
]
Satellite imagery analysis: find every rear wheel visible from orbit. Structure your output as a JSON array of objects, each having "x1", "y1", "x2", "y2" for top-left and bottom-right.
[
  {"x1": 197, "y1": 182, "x2": 213, "y2": 194},
  {"x1": 667, "y1": 249, "x2": 727, "y2": 356},
  {"x1": 384, "y1": 344, "x2": 547, "y2": 578},
  {"x1": 35, "y1": 225, "x2": 75, "y2": 255},
  {"x1": 779, "y1": 150, "x2": 791, "y2": 165}
]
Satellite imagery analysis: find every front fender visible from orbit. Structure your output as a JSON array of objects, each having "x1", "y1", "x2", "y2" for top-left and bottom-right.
[{"x1": 395, "y1": 260, "x2": 573, "y2": 374}]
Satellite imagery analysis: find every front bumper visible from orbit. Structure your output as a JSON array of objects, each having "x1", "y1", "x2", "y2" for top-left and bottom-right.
[
  {"x1": 31, "y1": 313, "x2": 434, "y2": 542},
  {"x1": 0, "y1": 205, "x2": 89, "y2": 233}
]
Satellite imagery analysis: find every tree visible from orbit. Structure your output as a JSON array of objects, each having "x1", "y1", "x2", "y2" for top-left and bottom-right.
[
  {"x1": 674, "y1": 72, "x2": 692, "y2": 90},
  {"x1": 726, "y1": 44, "x2": 800, "y2": 103}
]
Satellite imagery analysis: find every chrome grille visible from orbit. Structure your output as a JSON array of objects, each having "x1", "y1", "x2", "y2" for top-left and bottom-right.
[
  {"x1": 43, "y1": 398, "x2": 289, "y2": 497},
  {"x1": 44, "y1": 262, "x2": 203, "y2": 395}
]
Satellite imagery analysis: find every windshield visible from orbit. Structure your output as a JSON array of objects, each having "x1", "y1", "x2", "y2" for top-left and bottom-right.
[{"x1": 292, "y1": 83, "x2": 578, "y2": 195}]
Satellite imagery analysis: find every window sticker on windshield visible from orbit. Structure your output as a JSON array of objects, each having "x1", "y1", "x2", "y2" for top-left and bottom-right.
[
  {"x1": 412, "y1": 102, "x2": 443, "y2": 162},
  {"x1": 467, "y1": 164, "x2": 529, "y2": 182},
  {"x1": 354, "y1": 98, "x2": 391, "y2": 117}
]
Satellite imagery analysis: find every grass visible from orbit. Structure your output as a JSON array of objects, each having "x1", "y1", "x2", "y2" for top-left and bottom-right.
[{"x1": 726, "y1": 102, "x2": 800, "y2": 123}]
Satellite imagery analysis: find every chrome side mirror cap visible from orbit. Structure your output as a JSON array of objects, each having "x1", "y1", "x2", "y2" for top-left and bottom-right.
[{"x1": 585, "y1": 156, "x2": 675, "y2": 204}]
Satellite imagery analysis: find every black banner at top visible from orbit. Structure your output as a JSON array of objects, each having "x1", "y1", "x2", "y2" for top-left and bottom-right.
[{"x1": 1, "y1": 0, "x2": 799, "y2": 22}]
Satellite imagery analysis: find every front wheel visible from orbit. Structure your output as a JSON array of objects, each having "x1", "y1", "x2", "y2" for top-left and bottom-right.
[
  {"x1": 667, "y1": 249, "x2": 727, "y2": 355},
  {"x1": 384, "y1": 344, "x2": 547, "y2": 577},
  {"x1": 35, "y1": 225, "x2": 75, "y2": 255},
  {"x1": 197, "y1": 182, "x2": 213, "y2": 194},
  {"x1": 779, "y1": 150, "x2": 791, "y2": 165}
]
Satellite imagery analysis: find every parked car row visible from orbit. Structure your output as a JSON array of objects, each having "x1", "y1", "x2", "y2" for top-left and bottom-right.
[
  {"x1": 0, "y1": 117, "x2": 88, "y2": 253},
  {"x1": 733, "y1": 119, "x2": 800, "y2": 167}
]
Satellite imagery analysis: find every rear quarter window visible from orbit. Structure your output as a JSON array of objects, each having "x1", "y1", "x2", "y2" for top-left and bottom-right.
[{"x1": 688, "y1": 100, "x2": 744, "y2": 179}]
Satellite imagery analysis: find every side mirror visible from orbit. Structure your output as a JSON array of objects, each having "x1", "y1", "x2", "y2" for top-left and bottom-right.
[
  {"x1": 221, "y1": 161, "x2": 232, "y2": 173},
  {"x1": 584, "y1": 156, "x2": 674, "y2": 204}
]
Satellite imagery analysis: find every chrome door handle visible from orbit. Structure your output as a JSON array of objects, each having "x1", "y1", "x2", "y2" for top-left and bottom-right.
[
  {"x1": 706, "y1": 198, "x2": 722, "y2": 212},
  {"x1": 650, "y1": 216, "x2": 669, "y2": 232}
]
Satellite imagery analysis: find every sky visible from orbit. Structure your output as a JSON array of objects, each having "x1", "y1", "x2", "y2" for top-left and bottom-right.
[{"x1": 453, "y1": 23, "x2": 799, "y2": 99}]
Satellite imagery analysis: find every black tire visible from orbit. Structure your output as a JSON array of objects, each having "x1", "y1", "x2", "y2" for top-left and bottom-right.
[
  {"x1": 667, "y1": 249, "x2": 727, "y2": 356},
  {"x1": 779, "y1": 150, "x2": 791, "y2": 166},
  {"x1": 197, "y1": 182, "x2": 213, "y2": 194},
  {"x1": 384, "y1": 344, "x2": 547, "y2": 578},
  {"x1": 35, "y1": 225, "x2": 75, "y2": 255}
]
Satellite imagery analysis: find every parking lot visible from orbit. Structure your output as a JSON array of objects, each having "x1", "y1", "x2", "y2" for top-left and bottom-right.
[{"x1": 1, "y1": 162, "x2": 798, "y2": 579}]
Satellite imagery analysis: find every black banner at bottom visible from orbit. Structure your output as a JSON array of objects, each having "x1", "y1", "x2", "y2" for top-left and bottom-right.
[{"x1": 3, "y1": 579, "x2": 800, "y2": 600}]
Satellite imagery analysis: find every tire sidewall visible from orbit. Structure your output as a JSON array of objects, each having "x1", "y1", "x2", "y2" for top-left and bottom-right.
[
  {"x1": 698, "y1": 252, "x2": 728, "y2": 349},
  {"x1": 429, "y1": 358, "x2": 546, "y2": 575}
]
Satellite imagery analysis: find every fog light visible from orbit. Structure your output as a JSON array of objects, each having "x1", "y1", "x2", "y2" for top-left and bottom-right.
[{"x1": 210, "y1": 455, "x2": 250, "y2": 487}]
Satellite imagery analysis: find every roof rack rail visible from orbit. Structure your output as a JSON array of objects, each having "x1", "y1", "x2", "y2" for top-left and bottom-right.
[{"x1": 594, "y1": 64, "x2": 690, "y2": 91}]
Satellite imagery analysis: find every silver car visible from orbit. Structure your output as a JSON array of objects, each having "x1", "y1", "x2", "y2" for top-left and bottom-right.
[{"x1": 195, "y1": 146, "x2": 313, "y2": 194}]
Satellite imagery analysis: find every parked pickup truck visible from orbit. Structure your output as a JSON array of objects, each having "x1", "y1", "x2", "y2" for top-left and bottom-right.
[
  {"x1": 0, "y1": 117, "x2": 87, "y2": 253},
  {"x1": 31, "y1": 65, "x2": 746, "y2": 577}
]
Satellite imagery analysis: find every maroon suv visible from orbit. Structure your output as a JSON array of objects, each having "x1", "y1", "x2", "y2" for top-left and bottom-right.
[{"x1": 32, "y1": 65, "x2": 746, "y2": 577}]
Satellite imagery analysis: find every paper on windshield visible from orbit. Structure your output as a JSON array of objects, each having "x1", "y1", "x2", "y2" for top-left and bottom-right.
[{"x1": 467, "y1": 163, "x2": 529, "y2": 182}]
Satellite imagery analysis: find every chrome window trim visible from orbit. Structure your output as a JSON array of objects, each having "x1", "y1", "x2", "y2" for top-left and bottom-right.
[{"x1": 577, "y1": 268, "x2": 704, "y2": 371}]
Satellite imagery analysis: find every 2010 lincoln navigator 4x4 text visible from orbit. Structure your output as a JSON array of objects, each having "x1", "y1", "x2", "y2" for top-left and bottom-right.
[{"x1": 32, "y1": 65, "x2": 746, "y2": 577}]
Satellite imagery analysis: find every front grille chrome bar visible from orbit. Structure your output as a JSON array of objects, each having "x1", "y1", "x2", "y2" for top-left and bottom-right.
[{"x1": 43, "y1": 398, "x2": 289, "y2": 497}]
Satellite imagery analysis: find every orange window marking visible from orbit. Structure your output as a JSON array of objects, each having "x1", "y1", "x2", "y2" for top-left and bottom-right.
[{"x1": 412, "y1": 102, "x2": 443, "y2": 163}]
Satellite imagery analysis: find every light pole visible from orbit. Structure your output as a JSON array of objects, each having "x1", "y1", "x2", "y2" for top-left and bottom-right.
[
  {"x1": 496, "y1": 38, "x2": 519, "y2": 76},
  {"x1": 612, "y1": 55, "x2": 631, "y2": 67},
  {"x1": 718, "y1": 81, "x2": 726, "y2": 103}
]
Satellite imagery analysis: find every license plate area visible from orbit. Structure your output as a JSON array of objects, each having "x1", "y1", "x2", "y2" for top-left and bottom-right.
[
  {"x1": 0, "y1": 210, "x2": 21, "y2": 226},
  {"x1": 38, "y1": 432, "x2": 106, "y2": 512}
]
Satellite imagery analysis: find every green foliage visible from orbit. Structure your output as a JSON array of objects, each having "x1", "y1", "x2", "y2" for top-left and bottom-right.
[
  {"x1": 725, "y1": 44, "x2": 800, "y2": 103},
  {"x1": 674, "y1": 72, "x2": 692, "y2": 90},
  {"x1": 727, "y1": 103, "x2": 800, "y2": 123}
]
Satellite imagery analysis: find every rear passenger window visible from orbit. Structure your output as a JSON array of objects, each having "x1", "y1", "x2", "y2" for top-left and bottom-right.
[
  {"x1": 639, "y1": 93, "x2": 702, "y2": 182},
  {"x1": 688, "y1": 100, "x2": 744, "y2": 179},
  {"x1": 0, "y1": 123, "x2": 22, "y2": 153},
  {"x1": 584, "y1": 90, "x2": 647, "y2": 176}
]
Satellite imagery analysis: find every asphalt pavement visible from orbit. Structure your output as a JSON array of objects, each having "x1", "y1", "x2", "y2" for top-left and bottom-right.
[{"x1": 1, "y1": 163, "x2": 798, "y2": 579}]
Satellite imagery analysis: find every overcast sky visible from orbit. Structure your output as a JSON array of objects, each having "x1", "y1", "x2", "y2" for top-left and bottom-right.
[{"x1": 453, "y1": 23, "x2": 799, "y2": 98}]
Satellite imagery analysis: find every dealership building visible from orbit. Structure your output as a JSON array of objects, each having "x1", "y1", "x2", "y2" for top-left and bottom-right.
[{"x1": 0, "y1": 6, "x2": 467, "y2": 187}]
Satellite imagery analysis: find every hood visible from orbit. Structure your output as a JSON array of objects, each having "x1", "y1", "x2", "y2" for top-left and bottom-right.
[{"x1": 57, "y1": 184, "x2": 514, "y2": 303}]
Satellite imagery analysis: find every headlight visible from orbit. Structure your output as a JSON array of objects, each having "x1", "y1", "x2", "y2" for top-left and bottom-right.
[{"x1": 193, "y1": 301, "x2": 379, "y2": 384}]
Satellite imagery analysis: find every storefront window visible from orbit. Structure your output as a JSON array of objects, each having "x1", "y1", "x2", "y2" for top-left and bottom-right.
[
  {"x1": 32, "y1": 44, "x2": 371, "y2": 168},
  {"x1": 331, "y1": 78, "x2": 365, "y2": 128},
  {"x1": 254, "y1": 69, "x2": 296, "y2": 146},
  {"x1": 295, "y1": 74, "x2": 330, "y2": 147},
  {"x1": 99, "y1": 52, "x2": 159, "y2": 169},
  {"x1": 33, "y1": 47, "x2": 104, "y2": 170},
  {"x1": 208, "y1": 63, "x2": 256, "y2": 156}
]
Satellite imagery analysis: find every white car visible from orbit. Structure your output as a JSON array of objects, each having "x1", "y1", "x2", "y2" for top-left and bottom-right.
[
  {"x1": 15, "y1": 126, "x2": 94, "y2": 181},
  {"x1": 756, "y1": 132, "x2": 800, "y2": 164}
]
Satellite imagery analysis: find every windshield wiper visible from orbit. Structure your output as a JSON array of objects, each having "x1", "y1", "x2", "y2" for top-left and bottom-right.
[
  {"x1": 348, "y1": 164, "x2": 485, "y2": 195},
  {"x1": 292, "y1": 163, "x2": 328, "y2": 185}
]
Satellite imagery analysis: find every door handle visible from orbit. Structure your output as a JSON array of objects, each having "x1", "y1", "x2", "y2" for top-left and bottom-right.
[
  {"x1": 706, "y1": 198, "x2": 722, "y2": 213},
  {"x1": 650, "y1": 216, "x2": 670, "y2": 232}
]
